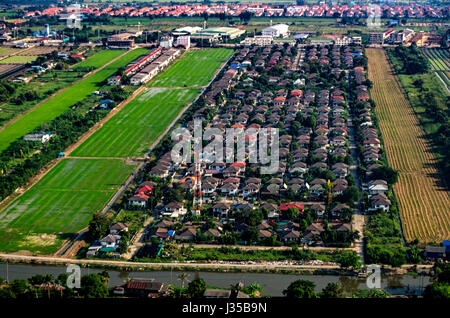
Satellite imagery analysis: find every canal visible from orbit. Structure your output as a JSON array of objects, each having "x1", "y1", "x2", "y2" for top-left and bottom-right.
[{"x1": 0, "y1": 263, "x2": 430, "y2": 296}]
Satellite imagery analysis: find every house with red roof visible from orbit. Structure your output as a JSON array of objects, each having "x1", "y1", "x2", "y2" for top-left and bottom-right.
[{"x1": 280, "y1": 203, "x2": 304, "y2": 213}]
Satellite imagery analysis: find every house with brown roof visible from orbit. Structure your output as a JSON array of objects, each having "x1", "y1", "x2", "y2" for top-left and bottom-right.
[
  {"x1": 175, "y1": 227, "x2": 198, "y2": 241},
  {"x1": 368, "y1": 193, "x2": 391, "y2": 212},
  {"x1": 110, "y1": 222, "x2": 129, "y2": 234},
  {"x1": 212, "y1": 202, "x2": 232, "y2": 217}
]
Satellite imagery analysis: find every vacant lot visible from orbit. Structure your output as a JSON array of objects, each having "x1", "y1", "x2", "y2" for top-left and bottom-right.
[
  {"x1": 367, "y1": 48, "x2": 450, "y2": 243},
  {"x1": 72, "y1": 87, "x2": 200, "y2": 157},
  {"x1": 0, "y1": 159, "x2": 135, "y2": 254},
  {"x1": 150, "y1": 48, "x2": 233, "y2": 87},
  {"x1": 0, "y1": 55, "x2": 38, "y2": 64},
  {"x1": 0, "y1": 48, "x2": 148, "y2": 153},
  {"x1": 0, "y1": 64, "x2": 21, "y2": 76}
]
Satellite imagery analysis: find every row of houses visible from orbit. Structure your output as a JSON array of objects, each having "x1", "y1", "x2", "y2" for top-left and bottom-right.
[
  {"x1": 146, "y1": 209, "x2": 353, "y2": 246},
  {"x1": 130, "y1": 48, "x2": 181, "y2": 85},
  {"x1": 106, "y1": 47, "x2": 181, "y2": 86},
  {"x1": 351, "y1": 67, "x2": 392, "y2": 213}
]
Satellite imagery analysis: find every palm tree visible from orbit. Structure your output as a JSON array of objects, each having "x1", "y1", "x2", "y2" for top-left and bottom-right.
[{"x1": 177, "y1": 273, "x2": 189, "y2": 288}]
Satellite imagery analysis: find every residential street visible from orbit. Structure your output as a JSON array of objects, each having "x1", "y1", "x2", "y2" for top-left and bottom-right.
[{"x1": 348, "y1": 98, "x2": 365, "y2": 266}]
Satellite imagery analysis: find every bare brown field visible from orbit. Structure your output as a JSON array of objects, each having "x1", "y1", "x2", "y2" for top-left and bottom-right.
[
  {"x1": 19, "y1": 46, "x2": 59, "y2": 56},
  {"x1": 366, "y1": 48, "x2": 450, "y2": 243}
]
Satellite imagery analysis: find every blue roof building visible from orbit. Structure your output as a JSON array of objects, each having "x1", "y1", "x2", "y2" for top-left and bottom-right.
[{"x1": 444, "y1": 240, "x2": 450, "y2": 252}]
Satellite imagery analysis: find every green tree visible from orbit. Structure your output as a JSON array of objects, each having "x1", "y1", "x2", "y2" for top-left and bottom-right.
[
  {"x1": 338, "y1": 251, "x2": 361, "y2": 269},
  {"x1": 10, "y1": 279, "x2": 29, "y2": 296},
  {"x1": 353, "y1": 289, "x2": 389, "y2": 298},
  {"x1": 320, "y1": 282, "x2": 345, "y2": 298},
  {"x1": 340, "y1": 186, "x2": 360, "y2": 204},
  {"x1": 187, "y1": 277, "x2": 206, "y2": 298},
  {"x1": 372, "y1": 166, "x2": 398, "y2": 185},
  {"x1": 80, "y1": 274, "x2": 109, "y2": 298},
  {"x1": 424, "y1": 282, "x2": 450, "y2": 299},
  {"x1": 242, "y1": 283, "x2": 263, "y2": 298},
  {"x1": 0, "y1": 287, "x2": 16, "y2": 299},
  {"x1": 283, "y1": 279, "x2": 316, "y2": 298},
  {"x1": 28, "y1": 274, "x2": 54, "y2": 285},
  {"x1": 285, "y1": 207, "x2": 300, "y2": 221},
  {"x1": 88, "y1": 212, "x2": 110, "y2": 241}
]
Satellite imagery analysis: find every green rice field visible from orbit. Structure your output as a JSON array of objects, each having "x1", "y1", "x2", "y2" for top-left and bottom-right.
[
  {"x1": 422, "y1": 48, "x2": 450, "y2": 71},
  {"x1": 0, "y1": 159, "x2": 135, "y2": 254},
  {"x1": 0, "y1": 55, "x2": 38, "y2": 64},
  {"x1": 71, "y1": 87, "x2": 200, "y2": 157},
  {"x1": 150, "y1": 48, "x2": 233, "y2": 87}
]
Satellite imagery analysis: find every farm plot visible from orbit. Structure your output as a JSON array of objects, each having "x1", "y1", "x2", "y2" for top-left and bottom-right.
[
  {"x1": 73, "y1": 49, "x2": 126, "y2": 70},
  {"x1": 0, "y1": 55, "x2": 38, "y2": 64},
  {"x1": 367, "y1": 48, "x2": 450, "y2": 243},
  {"x1": 0, "y1": 158, "x2": 135, "y2": 254},
  {"x1": 150, "y1": 48, "x2": 233, "y2": 87},
  {"x1": 0, "y1": 48, "x2": 148, "y2": 153},
  {"x1": 422, "y1": 48, "x2": 450, "y2": 71},
  {"x1": 72, "y1": 87, "x2": 200, "y2": 157}
]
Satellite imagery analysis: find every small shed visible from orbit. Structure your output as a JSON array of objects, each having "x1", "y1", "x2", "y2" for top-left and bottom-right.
[{"x1": 424, "y1": 246, "x2": 446, "y2": 259}]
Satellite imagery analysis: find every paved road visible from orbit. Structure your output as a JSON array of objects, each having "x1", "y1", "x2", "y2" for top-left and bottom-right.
[{"x1": 0, "y1": 253, "x2": 342, "y2": 271}]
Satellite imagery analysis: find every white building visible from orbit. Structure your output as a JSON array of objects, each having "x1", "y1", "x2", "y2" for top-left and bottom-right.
[
  {"x1": 23, "y1": 133, "x2": 52, "y2": 143},
  {"x1": 107, "y1": 75, "x2": 121, "y2": 85},
  {"x1": 176, "y1": 35, "x2": 190, "y2": 49},
  {"x1": 262, "y1": 24, "x2": 289, "y2": 38},
  {"x1": 243, "y1": 36, "x2": 273, "y2": 46},
  {"x1": 160, "y1": 36, "x2": 173, "y2": 49},
  {"x1": 335, "y1": 36, "x2": 362, "y2": 46}
]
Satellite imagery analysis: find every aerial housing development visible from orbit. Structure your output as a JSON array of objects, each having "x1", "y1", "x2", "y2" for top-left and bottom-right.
[{"x1": 0, "y1": 0, "x2": 448, "y2": 303}]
